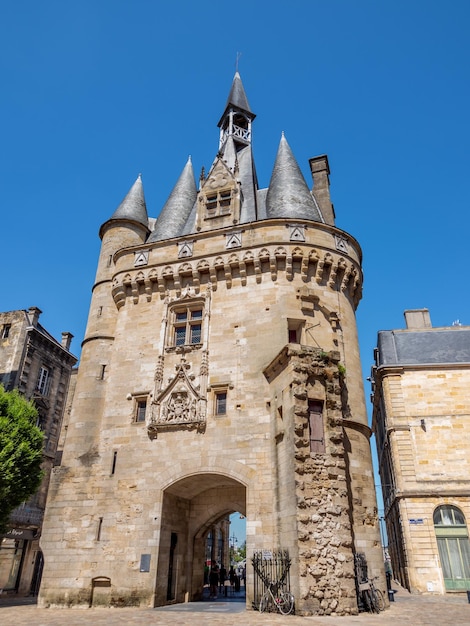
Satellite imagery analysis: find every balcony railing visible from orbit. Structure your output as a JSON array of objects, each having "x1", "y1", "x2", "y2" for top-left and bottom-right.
[{"x1": 9, "y1": 504, "x2": 43, "y2": 526}]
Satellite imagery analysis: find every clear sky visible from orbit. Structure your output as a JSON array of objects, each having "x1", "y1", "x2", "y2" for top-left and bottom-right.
[{"x1": 2, "y1": 1, "x2": 469, "y2": 544}]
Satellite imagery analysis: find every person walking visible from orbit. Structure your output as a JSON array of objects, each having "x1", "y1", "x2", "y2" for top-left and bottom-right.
[{"x1": 209, "y1": 561, "x2": 219, "y2": 599}]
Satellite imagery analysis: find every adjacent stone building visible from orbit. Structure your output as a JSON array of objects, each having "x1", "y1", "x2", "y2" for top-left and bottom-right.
[
  {"x1": 0, "y1": 307, "x2": 77, "y2": 595},
  {"x1": 371, "y1": 309, "x2": 470, "y2": 594},
  {"x1": 39, "y1": 73, "x2": 384, "y2": 615}
]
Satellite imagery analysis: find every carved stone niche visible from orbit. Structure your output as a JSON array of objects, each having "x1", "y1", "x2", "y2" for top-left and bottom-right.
[{"x1": 148, "y1": 361, "x2": 206, "y2": 438}]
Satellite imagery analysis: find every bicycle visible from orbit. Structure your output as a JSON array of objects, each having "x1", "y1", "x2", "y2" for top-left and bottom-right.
[
  {"x1": 360, "y1": 577, "x2": 385, "y2": 613},
  {"x1": 259, "y1": 580, "x2": 294, "y2": 615}
]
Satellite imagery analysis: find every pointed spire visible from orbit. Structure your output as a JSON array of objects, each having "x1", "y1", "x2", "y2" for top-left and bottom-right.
[
  {"x1": 266, "y1": 134, "x2": 323, "y2": 222},
  {"x1": 147, "y1": 157, "x2": 197, "y2": 242},
  {"x1": 218, "y1": 72, "x2": 256, "y2": 143},
  {"x1": 110, "y1": 174, "x2": 148, "y2": 226},
  {"x1": 225, "y1": 71, "x2": 253, "y2": 115}
]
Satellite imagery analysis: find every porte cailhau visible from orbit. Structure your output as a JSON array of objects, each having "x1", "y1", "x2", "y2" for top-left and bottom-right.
[{"x1": 39, "y1": 72, "x2": 384, "y2": 616}]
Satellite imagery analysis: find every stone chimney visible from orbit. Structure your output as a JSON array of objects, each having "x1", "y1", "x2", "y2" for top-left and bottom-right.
[
  {"x1": 309, "y1": 154, "x2": 335, "y2": 226},
  {"x1": 28, "y1": 306, "x2": 42, "y2": 327},
  {"x1": 61, "y1": 332, "x2": 74, "y2": 351},
  {"x1": 404, "y1": 309, "x2": 432, "y2": 329}
]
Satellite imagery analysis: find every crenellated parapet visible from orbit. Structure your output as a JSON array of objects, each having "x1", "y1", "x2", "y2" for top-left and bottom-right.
[{"x1": 111, "y1": 241, "x2": 362, "y2": 310}]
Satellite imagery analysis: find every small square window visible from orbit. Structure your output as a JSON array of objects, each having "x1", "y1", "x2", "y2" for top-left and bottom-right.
[
  {"x1": 288, "y1": 329, "x2": 298, "y2": 343},
  {"x1": 287, "y1": 319, "x2": 303, "y2": 344},
  {"x1": 1, "y1": 324, "x2": 11, "y2": 339},
  {"x1": 215, "y1": 392, "x2": 227, "y2": 416}
]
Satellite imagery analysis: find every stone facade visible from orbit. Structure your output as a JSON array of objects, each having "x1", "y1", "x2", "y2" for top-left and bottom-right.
[
  {"x1": 371, "y1": 309, "x2": 470, "y2": 594},
  {"x1": 0, "y1": 307, "x2": 77, "y2": 595},
  {"x1": 39, "y1": 73, "x2": 384, "y2": 615}
]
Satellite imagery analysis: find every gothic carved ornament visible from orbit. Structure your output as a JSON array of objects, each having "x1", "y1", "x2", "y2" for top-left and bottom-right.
[{"x1": 147, "y1": 357, "x2": 207, "y2": 438}]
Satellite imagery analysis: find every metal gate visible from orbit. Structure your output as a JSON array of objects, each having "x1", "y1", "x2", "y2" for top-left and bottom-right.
[{"x1": 252, "y1": 549, "x2": 292, "y2": 610}]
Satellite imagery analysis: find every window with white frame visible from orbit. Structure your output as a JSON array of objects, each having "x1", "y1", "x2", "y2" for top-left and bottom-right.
[{"x1": 36, "y1": 366, "x2": 50, "y2": 396}]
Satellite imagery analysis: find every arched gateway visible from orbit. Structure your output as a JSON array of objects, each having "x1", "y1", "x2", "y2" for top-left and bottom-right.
[
  {"x1": 39, "y1": 72, "x2": 385, "y2": 616},
  {"x1": 157, "y1": 467, "x2": 248, "y2": 605}
]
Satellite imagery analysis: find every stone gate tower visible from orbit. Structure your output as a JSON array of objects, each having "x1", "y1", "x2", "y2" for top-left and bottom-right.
[{"x1": 40, "y1": 73, "x2": 384, "y2": 615}]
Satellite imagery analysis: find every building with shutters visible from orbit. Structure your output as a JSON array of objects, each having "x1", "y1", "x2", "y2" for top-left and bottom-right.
[
  {"x1": 371, "y1": 309, "x2": 470, "y2": 594},
  {"x1": 0, "y1": 307, "x2": 77, "y2": 596}
]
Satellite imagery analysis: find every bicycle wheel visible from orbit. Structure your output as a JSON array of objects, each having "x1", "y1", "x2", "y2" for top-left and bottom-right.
[
  {"x1": 372, "y1": 588, "x2": 385, "y2": 611},
  {"x1": 368, "y1": 588, "x2": 380, "y2": 613},
  {"x1": 259, "y1": 591, "x2": 271, "y2": 613},
  {"x1": 362, "y1": 589, "x2": 374, "y2": 613},
  {"x1": 278, "y1": 591, "x2": 294, "y2": 615}
]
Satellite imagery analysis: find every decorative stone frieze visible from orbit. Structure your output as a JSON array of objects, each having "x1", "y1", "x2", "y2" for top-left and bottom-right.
[{"x1": 111, "y1": 245, "x2": 362, "y2": 309}]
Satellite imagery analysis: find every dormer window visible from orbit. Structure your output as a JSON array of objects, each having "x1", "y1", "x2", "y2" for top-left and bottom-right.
[
  {"x1": 196, "y1": 157, "x2": 241, "y2": 232},
  {"x1": 205, "y1": 189, "x2": 232, "y2": 218}
]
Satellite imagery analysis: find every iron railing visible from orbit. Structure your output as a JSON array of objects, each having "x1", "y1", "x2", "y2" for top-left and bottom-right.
[{"x1": 252, "y1": 549, "x2": 292, "y2": 610}]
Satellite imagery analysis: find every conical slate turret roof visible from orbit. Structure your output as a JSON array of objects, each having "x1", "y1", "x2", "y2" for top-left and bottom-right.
[
  {"x1": 218, "y1": 72, "x2": 255, "y2": 129},
  {"x1": 147, "y1": 157, "x2": 197, "y2": 242},
  {"x1": 110, "y1": 174, "x2": 148, "y2": 226},
  {"x1": 225, "y1": 71, "x2": 253, "y2": 115},
  {"x1": 266, "y1": 134, "x2": 323, "y2": 222}
]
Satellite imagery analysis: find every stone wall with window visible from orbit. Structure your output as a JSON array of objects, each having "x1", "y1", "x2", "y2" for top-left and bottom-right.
[
  {"x1": 371, "y1": 318, "x2": 470, "y2": 595},
  {"x1": 0, "y1": 307, "x2": 77, "y2": 596}
]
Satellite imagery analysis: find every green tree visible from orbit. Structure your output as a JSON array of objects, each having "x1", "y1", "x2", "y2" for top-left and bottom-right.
[
  {"x1": 235, "y1": 541, "x2": 246, "y2": 562},
  {"x1": 0, "y1": 386, "x2": 44, "y2": 533}
]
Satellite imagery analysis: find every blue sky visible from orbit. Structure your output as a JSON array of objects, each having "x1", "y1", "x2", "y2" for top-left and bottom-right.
[{"x1": 2, "y1": 2, "x2": 469, "y2": 543}]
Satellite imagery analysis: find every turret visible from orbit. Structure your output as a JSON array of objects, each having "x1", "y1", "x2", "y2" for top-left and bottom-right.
[
  {"x1": 147, "y1": 158, "x2": 197, "y2": 243},
  {"x1": 266, "y1": 133, "x2": 323, "y2": 222},
  {"x1": 89, "y1": 175, "x2": 149, "y2": 336},
  {"x1": 61, "y1": 176, "x2": 149, "y2": 467},
  {"x1": 217, "y1": 71, "x2": 256, "y2": 151}
]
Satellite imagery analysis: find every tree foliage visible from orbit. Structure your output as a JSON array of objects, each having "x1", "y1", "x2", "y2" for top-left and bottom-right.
[{"x1": 0, "y1": 386, "x2": 44, "y2": 533}]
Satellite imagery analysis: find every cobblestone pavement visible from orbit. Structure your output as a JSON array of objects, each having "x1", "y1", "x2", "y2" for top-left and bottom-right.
[{"x1": 0, "y1": 584, "x2": 469, "y2": 626}]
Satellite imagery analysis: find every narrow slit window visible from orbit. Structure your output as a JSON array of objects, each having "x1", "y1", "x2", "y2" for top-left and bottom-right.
[
  {"x1": 96, "y1": 517, "x2": 103, "y2": 541},
  {"x1": 111, "y1": 450, "x2": 118, "y2": 475}
]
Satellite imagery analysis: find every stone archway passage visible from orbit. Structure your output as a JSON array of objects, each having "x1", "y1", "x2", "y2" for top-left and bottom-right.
[{"x1": 154, "y1": 472, "x2": 246, "y2": 607}]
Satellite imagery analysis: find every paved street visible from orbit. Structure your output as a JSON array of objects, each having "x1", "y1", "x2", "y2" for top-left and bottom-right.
[{"x1": 0, "y1": 584, "x2": 469, "y2": 626}]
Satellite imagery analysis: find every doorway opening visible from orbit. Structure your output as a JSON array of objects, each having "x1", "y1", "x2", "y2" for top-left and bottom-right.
[{"x1": 155, "y1": 472, "x2": 246, "y2": 606}]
